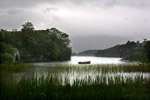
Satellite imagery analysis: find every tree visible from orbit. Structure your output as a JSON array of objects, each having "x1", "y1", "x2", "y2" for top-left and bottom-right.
[
  {"x1": 1, "y1": 24, "x2": 72, "y2": 62},
  {"x1": 141, "y1": 40, "x2": 150, "y2": 63},
  {"x1": 0, "y1": 30, "x2": 15, "y2": 63},
  {"x1": 1, "y1": 53, "x2": 14, "y2": 63},
  {"x1": 21, "y1": 22, "x2": 34, "y2": 33},
  {"x1": 0, "y1": 30, "x2": 11, "y2": 43}
]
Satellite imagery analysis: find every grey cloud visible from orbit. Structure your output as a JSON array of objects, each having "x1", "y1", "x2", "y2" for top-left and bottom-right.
[
  {"x1": 59, "y1": 0, "x2": 150, "y2": 8},
  {"x1": 0, "y1": 0, "x2": 40, "y2": 9},
  {"x1": 1, "y1": 0, "x2": 150, "y2": 9},
  {"x1": 44, "y1": 7, "x2": 58, "y2": 13},
  {"x1": 143, "y1": 19, "x2": 149, "y2": 23},
  {"x1": 0, "y1": 9, "x2": 34, "y2": 30},
  {"x1": 0, "y1": 0, "x2": 59, "y2": 9},
  {"x1": 104, "y1": 0, "x2": 117, "y2": 7},
  {"x1": 46, "y1": 8, "x2": 57, "y2": 11},
  {"x1": 90, "y1": 0, "x2": 150, "y2": 9},
  {"x1": 7, "y1": 9, "x2": 24, "y2": 15}
]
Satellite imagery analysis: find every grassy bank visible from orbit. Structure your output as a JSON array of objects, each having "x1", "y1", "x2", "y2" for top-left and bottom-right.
[
  {"x1": 1, "y1": 75, "x2": 150, "y2": 100},
  {"x1": 0, "y1": 62, "x2": 33, "y2": 73},
  {"x1": 0, "y1": 62, "x2": 33, "y2": 82},
  {"x1": 0, "y1": 62, "x2": 33, "y2": 97},
  {"x1": 0, "y1": 63, "x2": 150, "y2": 100}
]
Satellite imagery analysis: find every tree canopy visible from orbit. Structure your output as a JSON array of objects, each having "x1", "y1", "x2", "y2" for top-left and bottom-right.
[
  {"x1": 0, "y1": 30, "x2": 14, "y2": 63},
  {"x1": 0, "y1": 22, "x2": 72, "y2": 63},
  {"x1": 21, "y1": 22, "x2": 34, "y2": 33},
  {"x1": 95, "y1": 40, "x2": 150, "y2": 62},
  {"x1": 141, "y1": 40, "x2": 150, "y2": 63}
]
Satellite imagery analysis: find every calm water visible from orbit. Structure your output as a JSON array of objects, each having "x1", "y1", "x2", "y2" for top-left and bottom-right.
[
  {"x1": 15, "y1": 56, "x2": 149, "y2": 84},
  {"x1": 30, "y1": 56, "x2": 127, "y2": 66}
]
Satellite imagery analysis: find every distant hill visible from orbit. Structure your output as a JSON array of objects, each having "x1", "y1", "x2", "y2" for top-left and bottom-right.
[
  {"x1": 77, "y1": 41, "x2": 144, "y2": 61},
  {"x1": 76, "y1": 45, "x2": 121, "y2": 57},
  {"x1": 94, "y1": 45, "x2": 121, "y2": 57},
  {"x1": 76, "y1": 50, "x2": 98, "y2": 56},
  {"x1": 95, "y1": 41, "x2": 142, "y2": 61}
]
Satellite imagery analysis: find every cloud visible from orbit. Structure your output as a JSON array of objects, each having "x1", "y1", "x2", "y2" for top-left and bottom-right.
[
  {"x1": 44, "y1": 7, "x2": 58, "y2": 13},
  {"x1": 7, "y1": 9, "x2": 24, "y2": 15},
  {"x1": 143, "y1": 19, "x2": 149, "y2": 23},
  {"x1": 0, "y1": 0, "x2": 40, "y2": 9},
  {"x1": 1, "y1": 0, "x2": 150, "y2": 9}
]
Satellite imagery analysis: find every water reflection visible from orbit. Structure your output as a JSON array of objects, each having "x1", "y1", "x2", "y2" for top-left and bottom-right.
[
  {"x1": 14, "y1": 56, "x2": 148, "y2": 85},
  {"x1": 34, "y1": 66, "x2": 150, "y2": 84},
  {"x1": 14, "y1": 63, "x2": 150, "y2": 85},
  {"x1": 29, "y1": 56, "x2": 127, "y2": 66}
]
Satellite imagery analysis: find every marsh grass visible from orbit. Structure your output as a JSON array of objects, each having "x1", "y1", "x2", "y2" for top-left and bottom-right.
[
  {"x1": 1, "y1": 74, "x2": 150, "y2": 100},
  {"x1": 0, "y1": 62, "x2": 32, "y2": 73},
  {"x1": 45, "y1": 64, "x2": 150, "y2": 73},
  {"x1": 0, "y1": 63, "x2": 150, "y2": 100}
]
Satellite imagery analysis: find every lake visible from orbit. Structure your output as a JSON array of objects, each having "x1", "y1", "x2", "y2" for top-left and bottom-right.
[
  {"x1": 14, "y1": 56, "x2": 150, "y2": 85},
  {"x1": 30, "y1": 56, "x2": 129, "y2": 66}
]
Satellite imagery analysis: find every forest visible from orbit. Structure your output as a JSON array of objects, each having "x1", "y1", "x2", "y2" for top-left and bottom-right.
[
  {"x1": 95, "y1": 40, "x2": 150, "y2": 62},
  {"x1": 0, "y1": 22, "x2": 72, "y2": 62}
]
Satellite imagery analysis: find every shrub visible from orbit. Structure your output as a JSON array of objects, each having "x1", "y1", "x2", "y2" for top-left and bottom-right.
[{"x1": 1, "y1": 53, "x2": 14, "y2": 63}]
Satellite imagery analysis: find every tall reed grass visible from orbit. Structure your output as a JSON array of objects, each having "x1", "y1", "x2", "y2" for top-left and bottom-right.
[
  {"x1": 0, "y1": 63, "x2": 150, "y2": 100},
  {"x1": 45, "y1": 64, "x2": 150, "y2": 73},
  {"x1": 1, "y1": 74, "x2": 150, "y2": 100}
]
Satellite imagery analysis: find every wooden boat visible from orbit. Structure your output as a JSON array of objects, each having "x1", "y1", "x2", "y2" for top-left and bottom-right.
[{"x1": 78, "y1": 61, "x2": 91, "y2": 64}]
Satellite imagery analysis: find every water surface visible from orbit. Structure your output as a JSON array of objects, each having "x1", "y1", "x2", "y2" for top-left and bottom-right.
[
  {"x1": 30, "y1": 56, "x2": 127, "y2": 66},
  {"x1": 14, "y1": 56, "x2": 149, "y2": 85}
]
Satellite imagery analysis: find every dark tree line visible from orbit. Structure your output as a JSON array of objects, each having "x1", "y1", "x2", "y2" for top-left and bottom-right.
[
  {"x1": 95, "y1": 40, "x2": 150, "y2": 63},
  {"x1": 0, "y1": 22, "x2": 72, "y2": 62},
  {"x1": 119, "y1": 41, "x2": 141, "y2": 61}
]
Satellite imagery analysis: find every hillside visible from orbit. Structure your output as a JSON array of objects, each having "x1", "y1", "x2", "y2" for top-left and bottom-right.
[
  {"x1": 77, "y1": 41, "x2": 147, "y2": 61},
  {"x1": 96, "y1": 41, "x2": 142, "y2": 61},
  {"x1": 94, "y1": 45, "x2": 121, "y2": 57},
  {"x1": 76, "y1": 50, "x2": 98, "y2": 56}
]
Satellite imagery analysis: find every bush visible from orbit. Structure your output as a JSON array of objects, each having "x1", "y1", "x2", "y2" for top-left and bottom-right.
[{"x1": 1, "y1": 53, "x2": 14, "y2": 63}]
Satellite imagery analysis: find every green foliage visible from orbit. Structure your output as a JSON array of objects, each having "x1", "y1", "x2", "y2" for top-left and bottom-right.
[
  {"x1": 0, "y1": 30, "x2": 15, "y2": 63},
  {"x1": 0, "y1": 64, "x2": 150, "y2": 100},
  {"x1": 0, "y1": 42, "x2": 14, "y2": 53},
  {"x1": 0, "y1": 63, "x2": 32, "y2": 73},
  {"x1": 1, "y1": 53, "x2": 14, "y2": 62},
  {"x1": 95, "y1": 45, "x2": 121, "y2": 57},
  {"x1": 120, "y1": 41, "x2": 141, "y2": 60},
  {"x1": 0, "y1": 42, "x2": 14, "y2": 54},
  {"x1": 95, "y1": 41, "x2": 142, "y2": 61},
  {"x1": 0, "y1": 22, "x2": 72, "y2": 62},
  {"x1": 1, "y1": 72, "x2": 150, "y2": 100},
  {"x1": 141, "y1": 40, "x2": 150, "y2": 63},
  {"x1": 0, "y1": 29, "x2": 11, "y2": 42},
  {"x1": 11, "y1": 77, "x2": 150, "y2": 100},
  {"x1": 21, "y1": 22, "x2": 34, "y2": 33}
]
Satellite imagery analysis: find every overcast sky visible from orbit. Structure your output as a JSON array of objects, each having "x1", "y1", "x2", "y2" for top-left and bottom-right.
[{"x1": 0, "y1": 0, "x2": 150, "y2": 52}]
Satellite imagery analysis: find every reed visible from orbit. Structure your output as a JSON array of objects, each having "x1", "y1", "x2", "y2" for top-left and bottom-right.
[
  {"x1": 0, "y1": 63, "x2": 150, "y2": 100},
  {"x1": 1, "y1": 74, "x2": 150, "y2": 100},
  {"x1": 0, "y1": 62, "x2": 32, "y2": 73},
  {"x1": 45, "y1": 64, "x2": 150, "y2": 73}
]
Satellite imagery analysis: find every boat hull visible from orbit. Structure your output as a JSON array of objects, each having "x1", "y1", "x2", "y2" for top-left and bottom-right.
[{"x1": 78, "y1": 61, "x2": 91, "y2": 64}]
